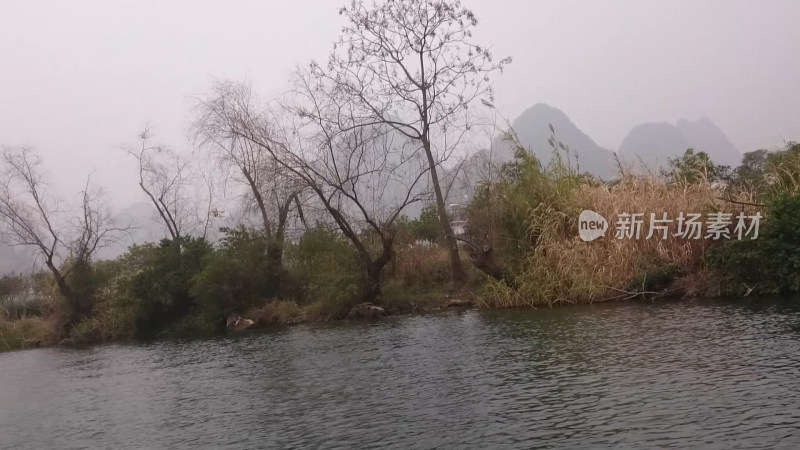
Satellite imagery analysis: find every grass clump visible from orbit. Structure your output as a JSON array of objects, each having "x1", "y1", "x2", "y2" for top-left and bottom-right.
[
  {"x1": 472, "y1": 146, "x2": 759, "y2": 308},
  {"x1": 0, "y1": 316, "x2": 54, "y2": 351}
]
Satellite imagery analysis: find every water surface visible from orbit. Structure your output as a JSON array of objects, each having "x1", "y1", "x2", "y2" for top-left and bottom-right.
[{"x1": 2, "y1": 298, "x2": 800, "y2": 448}]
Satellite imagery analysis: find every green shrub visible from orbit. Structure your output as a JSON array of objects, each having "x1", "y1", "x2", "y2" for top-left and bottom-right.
[
  {"x1": 762, "y1": 193, "x2": 800, "y2": 291},
  {"x1": 763, "y1": 142, "x2": 800, "y2": 197},
  {"x1": 118, "y1": 237, "x2": 212, "y2": 337},
  {"x1": 466, "y1": 148, "x2": 580, "y2": 272},
  {"x1": 707, "y1": 192, "x2": 800, "y2": 295},
  {"x1": 665, "y1": 148, "x2": 731, "y2": 185},
  {"x1": 192, "y1": 227, "x2": 277, "y2": 324},
  {"x1": 626, "y1": 252, "x2": 684, "y2": 293},
  {"x1": 407, "y1": 204, "x2": 443, "y2": 244},
  {"x1": 286, "y1": 226, "x2": 363, "y2": 319}
]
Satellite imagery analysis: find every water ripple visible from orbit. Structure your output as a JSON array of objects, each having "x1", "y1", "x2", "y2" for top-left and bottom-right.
[{"x1": 2, "y1": 298, "x2": 800, "y2": 448}]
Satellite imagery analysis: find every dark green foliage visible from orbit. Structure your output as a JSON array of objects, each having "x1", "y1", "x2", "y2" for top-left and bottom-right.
[
  {"x1": 626, "y1": 252, "x2": 684, "y2": 293},
  {"x1": 706, "y1": 238, "x2": 774, "y2": 295},
  {"x1": 726, "y1": 143, "x2": 800, "y2": 198},
  {"x1": 735, "y1": 149, "x2": 769, "y2": 186},
  {"x1": 0, "y1": 274, "x2": 27, "y2": 301},
  {"x1": 192, "y1": 227, "x2": 276, "y2": 324},
  {"x1": 665, "y1": 148, "x2": 731, "y2": 184},
  {"x1": 407, "y1": 204, "x2": 442, "y2": 243},
  {"x1": 763, "y1": 193, "x2": 800, "y2": 291},
  {"x1": 705, "y1": 143, "x2": 800, "y2": 296},
  {"x1": 707, "y1": 192, "x2": 800, "y2": 295},
  {"x1": 122, "y1": 237, "x2": 212, "y2": 337},
  {"x1": 63, "y1": 259, "x2": 95, "y2": 318},
  {"x1": 286, "y1": 226, "x2": 363, "y2": 318},
  {"x1": 466, "y1": 148, "x2": 578, "y2": 270}
]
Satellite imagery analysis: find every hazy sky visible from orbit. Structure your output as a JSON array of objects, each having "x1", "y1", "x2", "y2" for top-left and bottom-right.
[{"x1": 2, "y1": 0, "x2": 799, "y2": 208}]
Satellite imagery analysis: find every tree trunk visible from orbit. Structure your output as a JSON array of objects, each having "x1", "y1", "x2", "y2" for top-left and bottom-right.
[
  {"x1": 265, "y1": 239, "x2": 283, "y2": 294},
  {"x1": 422, "y1": 138, "x2": 466, "y2": 286},
  {"x1": 45, "y1": 261, "x2": 87, "y2": 337},
  {"x1": 266, "y1": 194, "x2": 296, "y2": 295},
  {"x1": 465, "y1": 244, "x2": 516, "y2": 289},
  {"x1": 362, "y1": 262, "x2": 383, "y2": 303}
]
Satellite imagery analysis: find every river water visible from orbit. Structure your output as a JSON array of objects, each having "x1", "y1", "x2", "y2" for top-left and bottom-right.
[{"x1": 2, "y1": 298, "x2": 800, "y2": 448}]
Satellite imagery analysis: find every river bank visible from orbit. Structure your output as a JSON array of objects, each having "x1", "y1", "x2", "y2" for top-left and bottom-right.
[
  {"x1": 4, "y1": 144, "x2": 800, "y2": 353},
  {"x1": 0, "y1": 273, "x2": 731, "y2": 354}
]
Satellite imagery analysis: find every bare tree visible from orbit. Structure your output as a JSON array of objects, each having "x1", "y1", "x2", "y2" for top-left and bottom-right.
[
  {"x1": 312, "y1": 0, "x2": 511, "y2": 285},
  {"x1": 127, "y1": 127, "x2": 218, "y2": 241},
  {"x1": 193, "y1": 81, "x2": 307, "y2": 288},
  {"x1": 287, "y1": 89, "x2": 430, "y2": 300},
  {"x1": 0, "y1": 147, "x2": 122, "y2": 332},
  {"x1": 439, "y1": 105, "x2": 516, "y2": 284},
  {"x1": 207, "y1": 77, "x2": 430, "y2": 301}
]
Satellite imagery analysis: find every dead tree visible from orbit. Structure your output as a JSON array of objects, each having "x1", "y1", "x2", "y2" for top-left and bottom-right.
[
  {"x1": 312, "y1": 0, "x2": 511, "y2": 286},
  {"x1": 0, "y1": 147, "x2": 122, "y2": 333},
  {"x1": 212, "y1": 77, "x2": 430, "y2": 302},
  {"x1": 286, "y1": 106, "x2": 429, "y2": 301},
  {"x1": 193, "y1": 81, "x2": 307, "y2": 288},
  {"x1": 127, "y1": 127, "x2": 217, "y2": 241}
]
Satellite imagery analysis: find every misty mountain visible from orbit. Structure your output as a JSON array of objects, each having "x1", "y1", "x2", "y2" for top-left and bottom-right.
[
  {"x1": 676, "y1": 118, "x2": 741, "y2": 167},
  {"x1": 497, "y1": 103, "x2": 618, "y2": 179},
  {"x1": 444, "y1": 103, "x2": 620, "y2": 205},
  {"x1": 618, "y1": 118, "x2": 741, "y2": 170}
]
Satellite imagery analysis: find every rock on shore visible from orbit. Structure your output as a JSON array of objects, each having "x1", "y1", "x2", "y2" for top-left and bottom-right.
[
  {"x1": 226, "y1": 315, "x2": 255, "y2": 333},
  {"x1": 347, "y1": 302, "x2": 386, "y2": 319}
]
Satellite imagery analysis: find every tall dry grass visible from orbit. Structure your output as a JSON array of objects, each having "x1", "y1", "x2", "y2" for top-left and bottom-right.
[
  {"x1": 391, "y1": 244, "x2": 451, "y2": 287},
  {"x1": 0, "y1": 316, "x2": 54, "y2": 351},
  {"x1": 479, "y1": 173, "x2": 759, "y2": 308}
]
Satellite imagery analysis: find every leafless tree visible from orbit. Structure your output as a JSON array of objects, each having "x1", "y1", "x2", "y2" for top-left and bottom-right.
[
  {"x1": 127, "y1": 127, "x2": 218, "y2": 241},
  {"x1": 311, "y1": 0, "x2": 511, "y2": 285},
  {"x1": 0, "y1": 147, "x2": 123, "y2": 332},
  {"x1": 193, "y1": 80, "x2": 308, "y2": 287},
  {"x1": 288, "y1": 85, "x2": 431, "y2": 300},
  {"x1": 205, "y1": 76, "x2": 430, "y2": 301}
]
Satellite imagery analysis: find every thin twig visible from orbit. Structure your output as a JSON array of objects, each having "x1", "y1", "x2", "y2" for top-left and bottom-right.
[{"x1": 716, "y1": 197, "x2": 766, "y2": 208}]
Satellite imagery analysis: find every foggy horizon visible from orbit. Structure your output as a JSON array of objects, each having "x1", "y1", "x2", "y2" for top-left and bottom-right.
[{"x1": 2, "y1": 0, "x2": 799, "y2": 208}]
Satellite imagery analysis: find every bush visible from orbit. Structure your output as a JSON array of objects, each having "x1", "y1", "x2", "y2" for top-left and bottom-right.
[
  {"x1": 118, "y1": 237, "x2": 212, "y2": 337},
  {"x1": 626, "y1": 252, "x2": 684, "y2": 293},
  {"x1": 286, "y1": 226, "x2": 363, "y2": 319},
  {"x1": 0, "y1": 316, "x2": 54, "y2": 351},
  {"x1": 474, "y1": 153, "x2": 750, "y2": 307},
  {"x1": 763, "y1": 142, "x2": 800, "y2": 197},
  {"x1": 707, "y1": 192, "x2": 800, "y2": 295},
  {"x1": 1, "y1": 274, "x2": 35, "y2": 319},
  {"x1": 391, "y1": 244, "x2": 450, "y2": 287},
  {"x1": 665, "y1": 148, "x2": 731, "y2": 185},
  {"x1": 466, "y1": 149, "x2": 581, "y2": 272},
  {"x1": 407, "y1": 204, "x2": 443, "y2": 244},
  {"x1": 192, "y1": 227, "x2": 277, "y2": 325}
]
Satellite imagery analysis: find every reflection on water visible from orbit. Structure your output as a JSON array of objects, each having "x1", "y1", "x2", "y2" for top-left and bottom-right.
[{"x1": 2, "y1": 298, "x2": 800, "y2": 448}]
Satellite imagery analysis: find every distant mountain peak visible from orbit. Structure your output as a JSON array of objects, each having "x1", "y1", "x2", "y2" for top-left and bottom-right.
[
  {"x1": 504, "y1": 103, "x2": 617, "y2": 179},
  {"x1": 619, "y1": 117, "x2": 741, "y2": 169}
]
